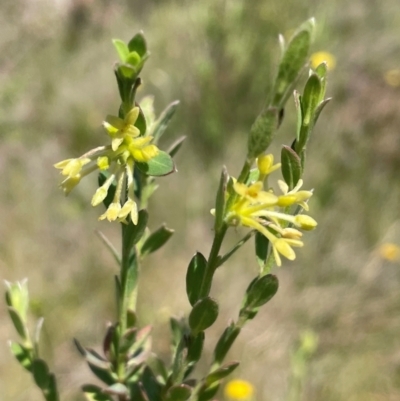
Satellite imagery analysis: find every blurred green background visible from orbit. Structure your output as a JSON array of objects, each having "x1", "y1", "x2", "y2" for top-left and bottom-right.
[{"x1": 1, "y1": 1, "x2": 400, "y2": 400}]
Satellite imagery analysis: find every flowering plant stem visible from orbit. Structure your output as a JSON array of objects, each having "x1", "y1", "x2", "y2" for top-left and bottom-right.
[{"x1": 4, "y1": 19, "x2": 330, "y2": 401}]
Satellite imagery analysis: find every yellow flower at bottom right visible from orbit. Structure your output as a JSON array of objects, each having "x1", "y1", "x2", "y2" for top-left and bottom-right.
[
  {"x1": 224, "y1": 379, "x2": 254, "y2": 400},
  {"x1": 378, "y1": 243, "x2": 400, "y2": 261}
]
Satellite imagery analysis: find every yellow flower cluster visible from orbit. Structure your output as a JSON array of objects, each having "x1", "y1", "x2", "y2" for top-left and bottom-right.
[
  {"x1": 55, "y1": 107, "x2": 160, "y2": 223},
  {"x1": 225, "y1": 155, "x2": 317, "y2": 266}
]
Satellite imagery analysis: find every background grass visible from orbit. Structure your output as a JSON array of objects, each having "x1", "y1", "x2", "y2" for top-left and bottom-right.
[{"x1": 1, "y1": 0, "x2": 400, "y2": 400}]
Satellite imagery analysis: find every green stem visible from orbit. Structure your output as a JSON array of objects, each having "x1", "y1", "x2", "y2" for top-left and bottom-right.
[{"x1": 197, "y1": 224, "x2": 228, "y2": 299}]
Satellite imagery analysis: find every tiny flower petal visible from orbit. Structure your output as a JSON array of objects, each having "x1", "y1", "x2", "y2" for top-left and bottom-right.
[
  {"x1": 99, "y1": 202, "x2": 121, "y2": 222},
  {"x1": 294, "y1": 214, "x2": 317, "y2": 230}
]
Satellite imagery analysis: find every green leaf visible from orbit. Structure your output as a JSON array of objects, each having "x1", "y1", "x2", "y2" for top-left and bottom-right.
[
  {"x1": 152, "y1": 100, "x2": 180, "y2": 142},
  {"x1": 213, "y1": 323, "x2": 241, "y2": 365},
  {"x1": 140, "y1": 225, "x2": 174, "y2": 257},
  {"x1": 312, "y1": 97, "x2": 331, "y2": 130},
  {"x1": 32, "y1": 358, "x2": 50, "y2": 390},
  {"x1": 82, "y1": 384, "x2": 114, "y2": 401},
  {"x1": 141, "y1": 367, "x2": 163, "y2": 401},
  {"x1": 293, "y1": 91, "x2": 303, "y2": 142},
  {"x1": 9, "y1": 341, "x2": 33, "y2": 371},
  {"x1": 165, "y1": 384, "x2": 192, "y2": 401},
  {"x1": 187, "y1": 332, "x2": 205, "y2": 364},
  {"x1": 272, "y1": 18, "x2": 314, "y2": 107},
  {"x1": 242, "y1": 274, "x2": 279, "y2": 309},
  {"x1": 47, "y1": 373, "x2": 60, "y2": 401},
  {"x1": 126, "y1": 51, "x2": 141, "y2": 67},
  {"x1": 7, "y1": 307, "x2": 28, "y2": 339},
  {"x1": 128, "y1": 32, "x2": 147, "y2": 57},
  {"x1": 214, "y1": 167, "x2": 228, "y2": 232},
  {"x1": 104, "y1": 383, "x2": 129, "y2": 396},
  {"x1": 136, "y1": 151, "x2": 175, "y2": 177},
  {"x1": 88, "y1": 363, "x2": 117, "y2": 386},
  {"x1": 117, "y1": 63, "x2": 137, "y2": 79},
  {"x1": 189, "y1": 297, "x2": 219, "y2": 334},
  {"x1": 198, "y1": 383, "x2": 220, "y2": 401},
  {"x1": 247, "y1": 107, "x2": 279, "y2": 158},
  {"x1": 302, "y1": 73, "x2": 322, "y2": 126},
  {"x1": 135, "y1": 105, "x2": 147, "y2": 135},
  {"x1": 170, "y1": 317, "x2": 184, "y2": 349},
  {"x1": 245, "y1": 168, "x2": 260, "y2": 184},
  {"x1": 112, "y1": 39, "x2": 129, "y2": 62},
  {"x1": 281, "y1": 145, "x2": 302, "y2": 189},
  {"x1": 147, "y1": 355, "x2": 168, "y2": 384},
  {"x1": 255, "y1": 231, "x2": 269, "y2": 269},
  {"x1": 186, "y1": 252, "x2": 207, "y2": 306},
  {"x1": 167, "y1": 136, "x2": 186, "y2": 158},
  {"x1": 205, "y1": 361, "x2": 240, "y2": 386}
]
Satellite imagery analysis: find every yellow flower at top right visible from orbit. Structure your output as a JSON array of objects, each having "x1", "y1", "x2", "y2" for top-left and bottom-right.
[{"x1": 310, "y1": 51, "x2": 336, "y2": 70}]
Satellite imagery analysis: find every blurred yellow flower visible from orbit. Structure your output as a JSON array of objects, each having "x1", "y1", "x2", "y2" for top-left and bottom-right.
[
  {"x1": 384, "y1": 69, "x2": 400, "y2": 87},
  {"x1": 224, "y1": 379, "x2": 254, "y2": 400},
  {"x1": 310, "y1": 51, "x2": 336, "y2": 70},
  {"x1": 378, "y1": 243, "x2": 400, "y2": 261}
]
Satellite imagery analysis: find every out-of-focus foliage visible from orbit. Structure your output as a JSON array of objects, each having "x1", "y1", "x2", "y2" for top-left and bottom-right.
[{"x1": 1, "y1": 1, "x2": 400, "y2": 401}]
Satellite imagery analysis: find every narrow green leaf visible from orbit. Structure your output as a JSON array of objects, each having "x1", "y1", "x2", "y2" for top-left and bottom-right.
[
  {"x1": 205, "y1": 361, "x2": 240, "y2": 386},
  {"x1": 85, "y1": 349, "x2": 111, "y2": 370},
  {"x1": 243, "y1": 274, "x2": 279, "y2": 309},
  {"x1": 9, "y1": 341, "x2": 33, "y2": 371},
  {"x1": 147, "y1": 355, "x2": 168, "y2": 384},
  {"x1": 82, "y1": 384, "x2": 114, "y2": 401},
  {"x1": 7, "y1": 307, "x2": 28, "y2": 339},
  {"x1": 198, "y1": 383, "x2": 220, "y2": 401},
  {"x1": 126, "y1": 51, "x2": 141, "y2": 67},
  {"x1": 47, "y1": 373, "x2": 60, "y2": 401},
  {"x1": 112, "y1": 39, "x2": 129, "y2": 62},
  {"x1": 134, "y1": 104, "x2": 147, "y2": 135},
  {"x1": 255, "y1": 231, "x2": 269, "y2": 269},
  {"x1": 136, "y1": 151, "x2": 175, "y2": 176},
  {"x1": 214, "y1": 167, "x2": 228, "y2": 232},
  {"x1": 186, "y1": 252, "x2": 207, "y2": 306},
  {"x1": 170, "y1": 317, "x2": 184, "y2": 349},
  {"x1": 271, "y1": 18, "x2": 314, "y2": 107},
  {"x1": 213, "y1": 323, "x2": 241, "y2": 365},
  {"x1": 34, "y1": 317, "x2": 44, "y2": 354},
  {"x1": 104, "y1": 383, "x2": 129, "y2": 396},
  {"x1": 281, "y1": 145, "x2": 302, "y2": 189},
  {"x1": 128, "y1": 32, "x2": 147, "y2": 57},
  {"x1": 167, "y1": 136, "x2": 186, "y2": 158},
  {"x1": 187, "y1": 332, "x2": 205, "y2": 364},
  {"x1": 140, "y1": 224, "x2": 174, "y2": 257},
  {"x1": 189, "y1": 297, "x2": 219, "y2": 334},
  {"x1": 312, "y1": 97, "x2": 331, "y2": 129},
  {"x1": 165, "y1": 384, "x2": 192, "y2": 401},
  {"x1": 247, "y1": 107, "x2": 279, "y2": 158},
  {"x1": 88, "y1": 363, "x2": 117, "y2": 386},
  {"x1": 293, "y1": 90, "x2": 303, "y2": 142},
  {"x1": 141, "y1": 367, "x2": 163, "y2": 401},
  {"x1": 129, "y1": 382, "x2": 150, "y2": 401},
  {"x1": 152, "y1": 100, "x2": 180, "y2": 142},
  {"x1": 302, "y1": 73, "x2": 322, "y2": 126},
  {"x1": 32, "y1": 358, "x2": 50, "y2": 390}
]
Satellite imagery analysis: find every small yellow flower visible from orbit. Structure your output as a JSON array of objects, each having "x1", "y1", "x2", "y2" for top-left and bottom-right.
[
  {"x1": 225, "y1": 177, "x2": 316, "y2": 267},
  {"x1": 55, "y1": 107, "x2": 161, "y2": 223},
  {"x1": 224, "y1": 379, "x2": 254, "y2": 400},
  {"x1": 310, "y1": 51, "x2": 336, "y2": 71},
  {"x1": 378, "y1": 243, "x2": 400, "y2": 261},
  {"x1": 384, "y1": 69, "x2": 400, "y2": 87},
  {"x1": 257, "y1": 154, "x2": 281, "y2": 178}
]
